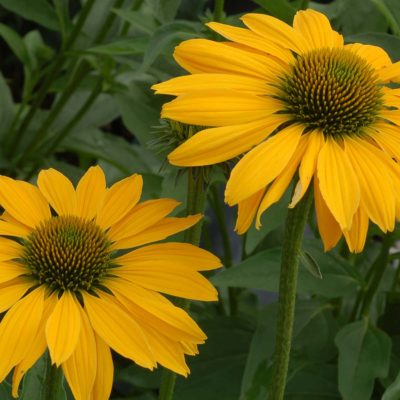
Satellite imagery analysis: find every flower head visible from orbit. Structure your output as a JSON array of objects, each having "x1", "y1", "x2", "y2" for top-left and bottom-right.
[
  {"x1": 0, "y1": 166, "x2": 221, "y2": 399},
  {"x1": 153, "y1": 9, "x2": 400, "y2": 252}
]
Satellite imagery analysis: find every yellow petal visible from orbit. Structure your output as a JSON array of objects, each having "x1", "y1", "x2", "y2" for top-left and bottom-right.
[
  {"x1": 293, "y1": 9, "x2": 343, "y2": 49},
  {"x1": 174, "y1": 38, "x2": 286, "y2": 79},
  {"x1": 168, "y1": 115, "x2": 287, "y2": 166},
  {"x1": 0, "y1": 262, "x2": 27, "y2": 284},
  {"x1": 108, "y1": 279, "x2": 206, "y2": 343},
  {"x1": 0, "y1": 177, "x2": 50, "y2": 228},
  {"x1": 62, "y1": 307, "x2": 96, "y2": 400},
  {"x1": 241, "y1": 13, "x2": 309, "y2": 54},
  {"x1": 37, "y1": 169, "x2": 76, "y2": 216},
  {"x1": 235, "y1": 189, "x2": 264, "y2": 234},
  {"x1": 115, "y1": 242, "x2": 221, "y2": 272},
  {"x1": 113, "y1": 215, "x2": 201, "y2": 250},
  {"x1": 0, "y1": 215, "x2": 31, "y2": 238},
  {"x1": 83, "y1": 292, "x2": 155, "y2": 369},
  {"x1": 76, "y1": 166, "x2": 106, "y2": 220},
  {"x1": 161, "y1": 91, "x2": 282, "y2": 127},
  {"x1": 343, "y1": 208, "x2": 369, "y2": 253},
  {"x1": 96, "y1": 174, "x2": 143, "y2": 229},
  {"x1": 0, "y1": 287, "x2": 44, "y2": 382},
  {"x1": 152, "y1": 73, "x2": 270, "y2": 96},
  {"x1": 225, "y1": 124, "x2": 304, "y2": 205},
  {"x1": 115, "y1": 262, "x2": 218, "y2": 301},
  {"x1": 317, "y1": 139, "x2": 360, "y2": 230},
  {"x1": 108, "y1": 198, "x2": 180, "y2": 244},
  {"x1": 372, "y1": 123, "x2": 400, "y2": 161},
  {"x1": 46, "y1": 291, "x2": 81, "y2": 366},
  {"x1": 345, "y1": 137, "x2": 395, "y2": 232},
  {"x1": 381, "y1": 109, "x2": 400, "y2": 126},
  {"x1": 378, "y1": 61, "x2": 400, "y2": 82},
  {"x1": 345, "y1": 43, "x2": 392, "y2": 70},
  {"x1": 0, "y1": 278, "x2": 32, "y2": 313},
  {"x1": 313, "y1": 177, "x2": 342, "y2": 251},
  {"x1": 256, "y1": 133, "x2": 310, "y2": 227},
  {"x1": 289, "y1": 130, "x2": 324, "y2": 208},
  {"x1": 91, "y1": 335, "x2": 113, "y2": 400},
  {"x1": 206, "y1": 22, "x2": 293, "y2": 63},
  {"x1": 0, "y1": 238, "x2": 23, "y2": 261}
]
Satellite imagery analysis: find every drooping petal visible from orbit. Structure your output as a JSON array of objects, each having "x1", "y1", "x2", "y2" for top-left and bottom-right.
[
  {"x1": 76, "y1": 166, "x2": 106, "y2": 220},
  {"x1": 83, "y1": 292, "x2": 155, "y2": 369},
  {"x1": 371, "y1": 123, "x2": 400, "y2": 161},
  {"x1": 115, "y1": 243, "x2": 221, "y2": 272},
  {"x1": 0, "y1": 177, "x2": 51, "y2": 228},
  {"x1": 174, "y1": 39, "x2": 286, "y2": 79},
  {"x1": 314, "y1": 177, "x2": 342, "y2": 251},
  {"x1": 343, "y1": 208, "x2": 369, "y2": 253},
  {"x1": 241, "y1": 13, "x2": 309, "y2": 54},
  {"x1": 206, "y1": 22, "x2": 293, "y2": 63},
  {"x1": 345, "y1": 43, "x2": 392, "y2": 70},
  {"x1": 378, "y1": 61, "x2": 400, "y2": 83},
  {"x1": 235, "y1": 189, "x2": 264, "y2": 234},
  {"x1": 289, "y1": 130, "x2": 325, "y2": 208},
  {"x1": 91, "y1": 335, "x2": 113, "y2": 400},
  {"x1": 0, "y1": 287, "x2": 44, "y2": 382},
  {"x1": 108, "y1": 199, "x2": 180, "y2": 244},
  {"x1": 168, "y1": 115, "x2": 287, "y2": 166},
  {"x1": 317, "y1": 138, "x2": 360, "y2": 230},
  {"x1": 161, "y1": 91, "x2": 283, "y2": 127},
  {"x1": 293, "y1": 9, "x2": 343, "y2": 49},
  {"x1": 46, "y1": 291, "x2": 81, "y2": 366},
  {"x1": 96, "y1": 174, "x2": 143, "y2": 230},
  {"x1": 37, "y1": 169, "x2": 76, "y2": 216},
  {"x1": 113, "y1": 215, "x2": 201, "y2": 250},
  {"x1": 62, "y1": 307, "x2": 96, "y2": 400},
  {"x1": 0, "y1": 278, "x2": 32, "y2": 313},
  {"x1": 225, "y1": 124, "x2": 304, "y2": 205},
  {"x1": 0, "y1": 219, "x2": 31, "y2": 238},
  {"x1": 345, "y1": 137, "x2": 395, "y2": 232},
  {"x1": 0, "y1": 262, "x2": 27, "y2": 284},
  {"x1": 0, "y1": 238, "x2": 23, "y2": 261}
]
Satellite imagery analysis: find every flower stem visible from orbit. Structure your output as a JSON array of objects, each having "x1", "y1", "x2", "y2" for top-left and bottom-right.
[
  {"x1": 213, "y1": 0, "x2": 224, "y2": 22},
  {"x1": 158, "y1": 168, "x2": 207, "y2": 400},
  {"x1": 42, "y1": 353, "x2": 64, "y2": 400},
  {"x1": 269, "y1": 188, "x2": 313, "y2": 400}
]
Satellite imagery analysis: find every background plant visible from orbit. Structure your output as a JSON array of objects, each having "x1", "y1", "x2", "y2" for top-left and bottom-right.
[{"x1": 1, "y1": 0, "x2": 400, "y2": 399}]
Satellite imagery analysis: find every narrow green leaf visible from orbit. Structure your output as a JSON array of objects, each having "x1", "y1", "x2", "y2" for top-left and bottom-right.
[
  {"x1": 85, "y1": 38, "x2": 147, "y2": 56},
  {"x1": 0, "y1": 0, "x2": 59, "y2": 31},
  {"x1": 251, "y1": 0, "x2": 296, "y2": 23},
  {"x1": 154, "y1": 0, "x2": 182, "y2": 23},
  {"x1": 383, "y1": 369, "x2": 400, "y2": 400},
  {"x1": 335, "y1": 319, "x2": 391, "y2": 400},
  {"x1": 112, "y1": 9, "x2": 158, "y2": 35},
  {"x1": 300, "y1": 250, "x2": 322, "y2": 279},
  {"x1": 0, "y1": 72, "x2": 15, "y2": 137},
  {"x1": 0, "y1": 381, "x2": 13, "y2": 400},
  {"x1": 0, "y1": 23, "x2": 30, "y2": 65}
]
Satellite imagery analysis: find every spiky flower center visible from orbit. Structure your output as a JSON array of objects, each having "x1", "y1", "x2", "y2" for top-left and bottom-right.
[
  {"x1": 278, "y1": 48, "x2": 383, "y2": 137},
  {"x1": 23, "y1": 216, "x2": 112, "y2": 293}
]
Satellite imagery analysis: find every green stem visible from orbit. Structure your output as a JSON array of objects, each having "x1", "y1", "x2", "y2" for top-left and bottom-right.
[
  {"x1": 359, "y1": 232, "x2": 396, "y2": 317},
  {"x1": 371, "y1": 0, "x2": 400, "y2": 36},
  {"x1": 213, "y1": 0, "x2": 224, "y2": 22},
  {"x1": 42, "y1": 354, "x2": 64, "y2": 400},
  {"x1": 4, "y1": 0, "x2": 96, "y2": 156},
  {"x1": 298, "y1": 0, "x2": 310, "y2": 10},
  {"x1": 158, "y1": 168, "x2": 207, "y2": 400},
  {"x1": 269, "y1": 189, "x2": 313, "y2": 400}
]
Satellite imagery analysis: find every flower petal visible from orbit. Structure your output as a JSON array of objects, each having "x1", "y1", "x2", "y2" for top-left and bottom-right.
[
  {"x1": 37, "y1": 169, "x2": 76, "y2": 216},
  {"x1": 168, "y1": 115, "x2": 287, "y2": 166},
  {"x1": 225, "y1": 124, "x2": 304, "y2": 205},
  {"x1": 83, "y1": 292, "x2": 155, "y2": 369},
  {"x1": 235, "y1": 189, "x2": 264, "y2": 234},
  {"x1": 96, "y1": 174, "x2": 143, "y2": 230},
  {"x1": 0, "y1": 177, "x2": 51, "y2": 228},
  {"x1": 343, "y1": 208, "x2": 369, "y2": 253},
  {"x1": 0, "y1": 278, "x2": 32, "y2": 313},
  {"x1": 0, "y1": 238, "x2": 23, "y2": 261},
  {"x1": 345, "y1": 43, "x2": 392, "y2": 70},
  {"x1": 378, "y1": 61, "x2": 400, "y2": 83},
  {"x1": 46, "y1": 291, "x2": 81, "y2": 366},
  {"x1": 0, "y1": 287, "x2": 44, "y2": 382},
  {"x1": 0, "y1": 262, "x2": 27, "y2": 284},
  {"x1": 317, "y1": 139, "x2": 360, "y2": 230},
  {"x1": 76, "y1": 166, "x2": 106, "y2": 220},
  {"x1": 161, "y1": 91, "x2": 283, "y2": 127},
  {"x1": 91, "y1": 335, "x2": 113, "y2": 400}
]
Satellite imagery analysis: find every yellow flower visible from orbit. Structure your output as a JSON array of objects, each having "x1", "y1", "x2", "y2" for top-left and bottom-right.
[
  {"x1": 0, "y1": 166, "x2": 221, "y2": 399},
  {"x1": 153, "y1": 9, "x2": 400, "y2": 253}
]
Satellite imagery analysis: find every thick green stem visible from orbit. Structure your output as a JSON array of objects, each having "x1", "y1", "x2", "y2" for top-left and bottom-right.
[
  {"x1": 269, "y1": 189, "x2": 313, "y2": 400},
  {"x1": 42, "y1": 354, "x2": 64, "y2": 400},
  {"x1": 158, "y1": 168, "x2": 207, "y2": 400},
  {"x1": 213, "y1": 0, "x2": 224, "y2": 22}
]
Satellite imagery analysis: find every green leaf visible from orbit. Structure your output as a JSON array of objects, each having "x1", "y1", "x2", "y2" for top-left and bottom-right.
[
  {"x1": 20, "y1": 353, "x2": 67, "y2": 400},
  {"x1": 0, "y1": 23, "x2": 30, "y2": 65},
  {"x1": 0, "y1": 72, "x2": 15, "y2": 137},
  {"x1": 371, "y1": 0, "x2": 400, "y2": 36},
  {"x1": 154, "y1": 0, "x2": 182, "y2": 23},
  {"x1": 0, "y1": 0, "x2": 59, "y2": 31},
  {"x1": 212, "y1": 239, "x2": 361, "y2": 297},
  {"x1": 300, "y1": 250, "x2": 322, "y2": 279},
  {"x1": 383, "y1": 369, "x2": 400, "y2": 400},
  {"x1": 112, "y1": 9, "x2": 158, "y2": 35},
  {"x1": 174, "y1": 317, "x2": 254, "y2": 400},
  {"x1": 346, "y1": 33, "x2": 400, "y2": 61},
  {"x1": 0, "y1": 381, "x2": 13, "y2": 400},
  {"x1": 251, "y1": 0, "x2": 296, "y2": 24},
  {"x1": 85, "y1": 38, "x2": 147, "y2": 56},
  {"x1": 335, "y1": 319, "x2": 391, "y2": 400}
]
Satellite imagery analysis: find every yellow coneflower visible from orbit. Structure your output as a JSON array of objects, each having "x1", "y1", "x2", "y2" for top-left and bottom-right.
[
  {"x1": 0, "y1": 166, "x2": 221, "y2": 399},
  {"x1": 153, "y1": 9, "x2": 400, "y2": 252}
]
